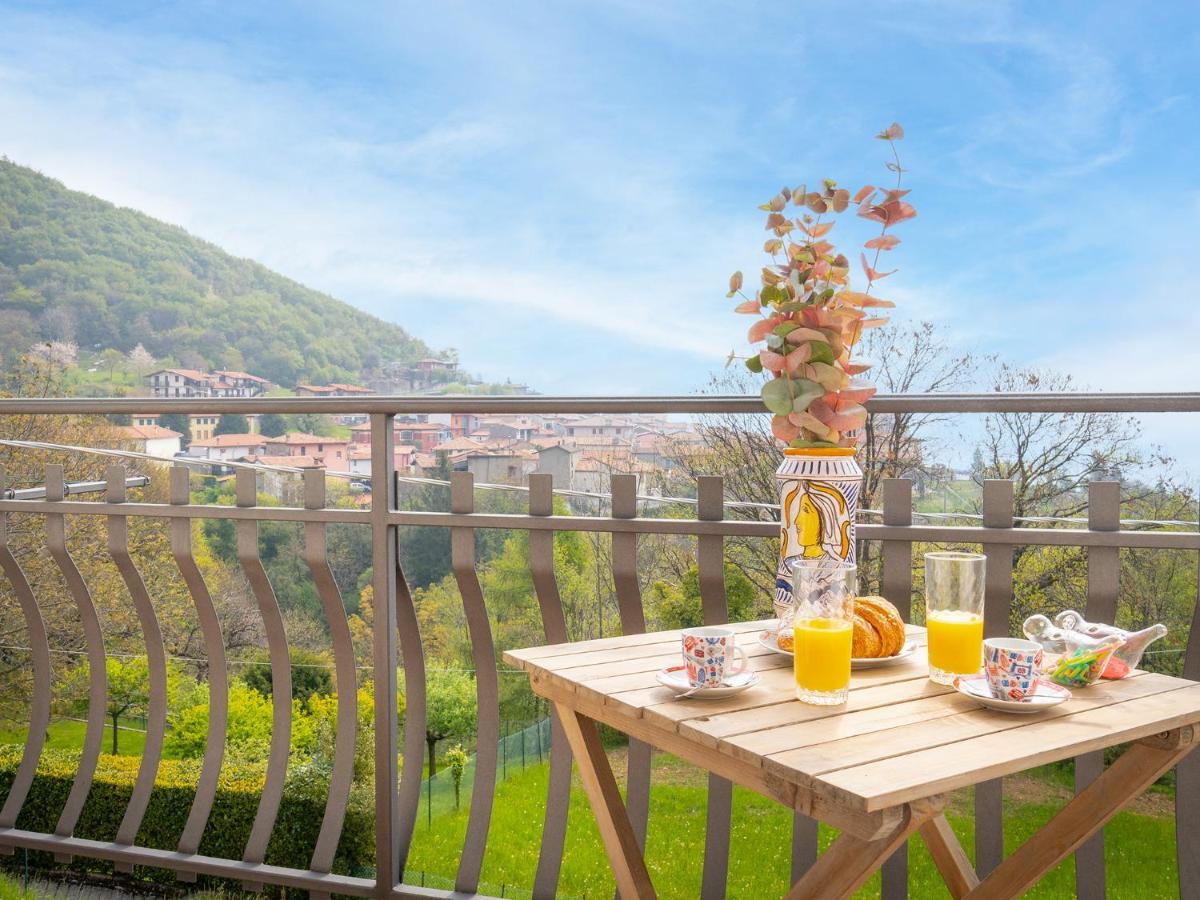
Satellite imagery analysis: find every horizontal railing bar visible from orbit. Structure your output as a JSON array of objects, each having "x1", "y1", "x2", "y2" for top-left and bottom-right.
[
  {"x1": 3, "y1": 476, "x2": 150, "y2": 500},
  {"x1": 0, "y1": 499, "x2": 369, "y2": 523},
  {"x1": 0, "y1": 392, "x2": 1194, "y2": 415},
  {"x1": 0, "y1": 829, "x2": 375, "y2": 897},
  {"x1": 0, "y1": 498, "x2": 1195, "y2": 548}
]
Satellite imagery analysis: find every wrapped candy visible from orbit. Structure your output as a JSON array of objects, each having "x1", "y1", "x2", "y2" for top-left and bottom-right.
[{"x1": 1022, "y1": 612, "x2": 1167, "y2": 681}]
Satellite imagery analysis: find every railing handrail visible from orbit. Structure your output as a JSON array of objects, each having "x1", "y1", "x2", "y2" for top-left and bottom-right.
[{"x1": 0, "y1": 391, "x2": 1197, "y2": 415}]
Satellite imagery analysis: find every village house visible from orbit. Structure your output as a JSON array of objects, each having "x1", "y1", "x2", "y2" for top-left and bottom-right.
[
  {"x1": 146, "y1": 368, "x2": 270, "y2": 399},
  {"x1": 111, "y1": 424, "x2": 183, "y2": 459},
  {"x1": 184, "y1": 433, "x2": 268, "y2": 462},
  {"x1": 263, "y1": 433, "x2": 349, "y2": 467}
]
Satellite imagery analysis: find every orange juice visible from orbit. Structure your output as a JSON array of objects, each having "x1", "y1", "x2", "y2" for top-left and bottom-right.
[
  {"x1": 793, "y1": 617, "x2": 853, "y2": 695},
  {"x1": 927, "y1": 609, "x2": 984, "y2": 676}
]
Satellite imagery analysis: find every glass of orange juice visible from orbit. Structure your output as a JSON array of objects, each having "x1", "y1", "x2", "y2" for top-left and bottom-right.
[
  {"x1": 790, "y1": 560, "x2": 856, "y2": 705},
  {"x1": 925, "y1": 552, "x2": 986, "y2": 684}
]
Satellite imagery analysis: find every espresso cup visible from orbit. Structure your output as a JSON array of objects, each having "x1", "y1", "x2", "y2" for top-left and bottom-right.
[
  {"x1": 983, "y1": 637, "x2": 1044, "y2": 701},
  {"x1": 681, "y1": 627, "x2": 749, "y2": 688}
]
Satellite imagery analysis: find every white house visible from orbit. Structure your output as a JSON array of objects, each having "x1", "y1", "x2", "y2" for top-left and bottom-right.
[
  {"x1": 113, "y1": 424, "x2": 183, "y2": 459},
  {"x1": 185, "y1": 433, "x2": 268, "y2": 461}
]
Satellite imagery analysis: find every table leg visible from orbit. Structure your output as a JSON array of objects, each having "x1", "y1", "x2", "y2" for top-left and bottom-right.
[
  {"x1": 918, "y1": 814, "x2": 979, "y2": 898},
  {"x1": 784, "y1": 800, "x2": 937, "y2": 900},
  {"x1": 553, "y1": 701, "x2": 656, "y2": 900},
  {"x1": 966, "y1": 728, "x2": 1197, "y2": 899}
]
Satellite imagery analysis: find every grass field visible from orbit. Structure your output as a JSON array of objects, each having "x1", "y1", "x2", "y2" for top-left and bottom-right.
[
  {"x1": 0, "y1": 719, "x2": 146, "y2": 757},
  {"x1": 405, "y1": 750, "x2": 1180, "y2": 899}
]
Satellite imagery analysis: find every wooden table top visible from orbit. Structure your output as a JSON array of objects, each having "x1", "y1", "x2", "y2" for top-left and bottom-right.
[{"x1": 505, "y1": 620, "x2": 1200, "y2": 821}]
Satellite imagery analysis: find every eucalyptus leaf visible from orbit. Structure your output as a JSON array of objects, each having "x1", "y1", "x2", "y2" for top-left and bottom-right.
[
  {"x1": 773, "y1": 323, "x2": 799, "y2": 337},
  {"x1": 745, "y1": 355, "x2": 763, "y2": 374},
  {"x1": 790, "y1": 378, "x2": 825, "y2": 411},
  {"x1": 808, "y1": 341, "x2": 835, "y2": 365},
  {"x1": 761, "y1": 378, "x2": 794, "y2": 416}
]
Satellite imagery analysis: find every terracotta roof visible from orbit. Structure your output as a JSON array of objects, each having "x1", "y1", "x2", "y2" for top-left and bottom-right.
[
  {"x1": 432, "y1": 437, "x2": 489, "y2": 453},
  {"x1": 242, "y1": 454, "x2": 325, "y2": 469},
  {"x1": 189, "y1": 433, "x2": 265, "y2": 448},
  {"x1": 413, "y1": 453, "x2": 439, "y2": 469},
  {"x1": 213, "y1": 370, "x2": 269, "y2": 383},
  {"x1": 265, "y1": 433, "x2": 348, "y2": 446},
  {"x1": 116, "y1": 424, "x2": 183, "y2": 441},
  {"x1": 297, "y1": 382, "x2": 374, "y2": 394}
]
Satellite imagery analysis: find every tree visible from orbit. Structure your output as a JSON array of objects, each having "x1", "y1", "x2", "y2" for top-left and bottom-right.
[
  {"x1": 99, "y1": 348, "x2": 126, "y2": 391},
  {"x1": 63, "y1": 657, "x2": 148, "y2": 755},
  {"x1": 242, "y1": 647, "x2": 334, "y2": 703},
  {"x1": 127, "y1": 343, "x2": 156, "y2": 376},
  {"x1": 158, "y1": 412, "x2": 191, "y2": 448},
  {"x1": 423, "y1": 670, "x2": 477, "y2": 776},
  {"x1": 445, "y1": 744, "x2": 469, "y2": 809},
  {"x1": 646, "y1": 563, "x2": 756, "y2": 631},
  {"x1": 215, "y1": 413, "x2": 249, "y2": 436},
  {"x1": 258, "y1": 413, "x2": 288, "y2": 437}
]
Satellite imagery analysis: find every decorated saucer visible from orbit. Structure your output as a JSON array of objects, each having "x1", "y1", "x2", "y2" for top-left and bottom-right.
[
  {"x1": 655, "y1": 665, "x2": 759, "y2": 699},
  {"x1": 954, "y1": 674, "x2": 1071, "y2": 714}
]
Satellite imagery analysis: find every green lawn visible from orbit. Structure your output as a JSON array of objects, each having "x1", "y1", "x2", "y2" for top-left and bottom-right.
[
  {"x1": 405, "y1": 752, "x2": 1180, "y2": 899},
  {"x1": 0, "y1": 719, "x2": 146, "y2": 757}
]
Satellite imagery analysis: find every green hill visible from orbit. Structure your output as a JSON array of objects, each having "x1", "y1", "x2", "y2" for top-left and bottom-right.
[{"x1": 0, "y1": 157, "x2": 432, "y2": 386}]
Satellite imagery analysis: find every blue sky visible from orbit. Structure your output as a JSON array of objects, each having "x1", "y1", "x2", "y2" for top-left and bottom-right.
[{"x1": 1, "y1": 2, "x2": 1198, "y2": 457}]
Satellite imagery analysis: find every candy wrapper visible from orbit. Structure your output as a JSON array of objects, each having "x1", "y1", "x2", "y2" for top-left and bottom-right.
[{"x1": 1023, "y1": 612, "x2": 1166, "y2": 680}]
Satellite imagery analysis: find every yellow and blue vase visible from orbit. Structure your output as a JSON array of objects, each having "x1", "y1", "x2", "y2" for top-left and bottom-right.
[{"x1": 775, "y1": 447, "x2": 863, "y2": 610}]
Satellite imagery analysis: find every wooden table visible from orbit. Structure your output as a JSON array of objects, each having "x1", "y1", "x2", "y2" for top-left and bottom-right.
[{"x1": 504, "y1": 620, "x2": 1200, "y2": 899}]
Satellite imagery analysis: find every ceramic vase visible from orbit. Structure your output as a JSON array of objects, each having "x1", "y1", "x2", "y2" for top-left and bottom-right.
[{"x1": 774, "y1": 447, "x2": 863, "y2": 611}]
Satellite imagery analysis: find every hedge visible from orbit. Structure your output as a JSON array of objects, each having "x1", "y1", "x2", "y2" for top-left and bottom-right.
[{"x1": 0, "y1": 746, "x2": 373, "y2": 888}]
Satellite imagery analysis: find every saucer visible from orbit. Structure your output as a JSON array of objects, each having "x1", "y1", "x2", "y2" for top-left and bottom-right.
[
  {"x1": 955, "y1": 675, "x2": 1071, "y2": 714},
  {"x1": 655, "y1": 666, "x2": 760, "y2": 698},
  {"x1": 757, "y1": 631, "x2": 917, "y2": 669}
]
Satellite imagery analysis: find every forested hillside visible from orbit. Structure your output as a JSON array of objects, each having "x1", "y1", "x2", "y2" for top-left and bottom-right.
[{"x1": 0, "y1": 158, "x2": 431, "y2": 385}]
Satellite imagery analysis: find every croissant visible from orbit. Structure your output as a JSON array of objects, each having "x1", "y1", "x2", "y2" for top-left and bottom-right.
[{"x1": 853, "y1": 596, "x2": 906, "y2": 658}]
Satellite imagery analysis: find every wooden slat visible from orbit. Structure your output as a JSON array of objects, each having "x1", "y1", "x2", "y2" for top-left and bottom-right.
[
  {"x1": 880, "y1": 477, "x2": 914, "y2": 899},
  {"x1": 169, "y1": 466, "x2": 228, "y2": 874},
  {"x1": 517, "y1": 620, "x2": 770, "y2": 672},
  {"x1": 969, "y1": 730, "x2": 1196, "y2": 899},
  {"x1": 919, "y1": 814, "x2": 979, "y2": 898},
  {"x1": 0, "y1": 467, "x2": 52, "y2": 832},
  {"x1": 506, "y1": 618, "x2": 774, "y2": 665},
  {"x1": 1074, "y1": 480, "x2": 1119, "y2": 900},
  {"x1": 451, "y1": 472, "x2": 497, "y2": 893},
  {"x1": 106, "y1": 466, "x2": 168, "y2": 869},
  {"x1": 236, "y1": 469, "x2": 292, "y2": 887},
  {"x1": 527, "y1": 474, "x2": 571, "y2": 900},
  {"x1": 1178, "y1": 552, "x2": 1200, "y2": 898},
  {"x1": 554, "y1": 704, "x2": 656, "y2": 900},
  {"x1": 697, "y1": 477, "x2": 731, "y2": 900},
  {"x1": 974, "y1": 480, "x2": 1012, "y2": 878},
  {"x1": 302, "y1": 469, "x2": 358, "y2": 882},
  {"x1": 818, "y1": 681, "x2": 1200, "y2": 811},
  {"x1": 45, "y1": 465, "x2": 107, "y2": 856},
  {"x1": 768, "y1": 673, "x2": 1168, "y2": 784}
]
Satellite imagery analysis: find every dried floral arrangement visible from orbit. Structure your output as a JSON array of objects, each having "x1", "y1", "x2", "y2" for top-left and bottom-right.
[{"x1": 726, "y1": 123, "x2": 915, "y2": 448}]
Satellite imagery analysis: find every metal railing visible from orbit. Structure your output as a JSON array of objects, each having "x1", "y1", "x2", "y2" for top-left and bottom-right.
[{"x1": 0, "y1": 392, "x2": 1196, "y2": 900}]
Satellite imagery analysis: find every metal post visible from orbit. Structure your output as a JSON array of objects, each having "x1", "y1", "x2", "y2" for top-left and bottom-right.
[{"x1": 370, "y1": 413, "x2": 399, "y2": 900}]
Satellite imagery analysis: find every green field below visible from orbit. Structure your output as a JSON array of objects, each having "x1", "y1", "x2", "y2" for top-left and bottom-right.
[
  {"x1": 405, "y1": 751, "x2": 1180, "y2": 899},
  {"x1": 0, "y1": 719, "x2": 146, "y2": 757}
]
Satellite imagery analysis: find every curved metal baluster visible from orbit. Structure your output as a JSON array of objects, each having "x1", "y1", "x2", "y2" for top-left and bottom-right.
[
  {"x1": 0, "y1": 467, "x2": 52, "y2": 831},
  {"x1": 302, "y1": 470, "x2": 357, "y2": 885},
  {"x1": 528, "y1": 474, "x2": 571, "y2": 900},
  {"x1": 107, "y1": 466, "x2": 168, "y2": 865},
  {"x1": 610, "y1": 474, "x2": 651, "y2": 869},
  {"x1": 235, "y1": 469, "x2": 291, "y2": 886},
  {"x1": 394, "y1": 518, "x2": 426, "y2": 875},
  {"x1": 45, "y1": 465, "x2": 107, "y2": 856},
  {"x1": 451, "y1": 472, "x2": 498, "y2": 894},
  {"x1": 170, "y1": 465, "x2": 227, "y2": 873},
  {"x1": 697, "y1": 477, "x2": 732, "y2": 900}
]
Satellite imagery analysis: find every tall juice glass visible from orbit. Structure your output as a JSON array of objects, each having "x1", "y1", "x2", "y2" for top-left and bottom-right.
[
  {"x1": 925, "y1": 552, "x2": 986, "y2": 684},
  {"x1": 790, "y1": 560, "x2": 856, "y2": 705}
]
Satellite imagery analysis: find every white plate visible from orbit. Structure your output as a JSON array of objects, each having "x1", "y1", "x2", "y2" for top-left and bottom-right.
[
  {"x1": 655, "y1": 666, "x2": 760, "y2": 698},
  {"x1": 955, "y1": 675, "x2": 1071, "y2": 714},
  {"x1": 757, "y1": 631, "x2": 917, "y2": 669}
]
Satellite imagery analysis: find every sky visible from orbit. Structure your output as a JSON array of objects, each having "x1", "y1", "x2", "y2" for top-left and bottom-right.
[{"x1": 0, "y1": 1, "x2": 1198, "y2": 463}]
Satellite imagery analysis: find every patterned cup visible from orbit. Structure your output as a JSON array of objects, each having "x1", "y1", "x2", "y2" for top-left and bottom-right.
[
  {"x1": 983, "y1": 638, "x2": 1044, "y2": 701},
  {"x1": 681, "y1": 627, "x2": 749, "y2": 688}
]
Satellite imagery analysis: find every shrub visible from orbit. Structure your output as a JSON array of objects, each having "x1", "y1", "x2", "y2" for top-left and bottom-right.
[{"x1": 0, "y1": 746, "x2": 372, "y2": 888}]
